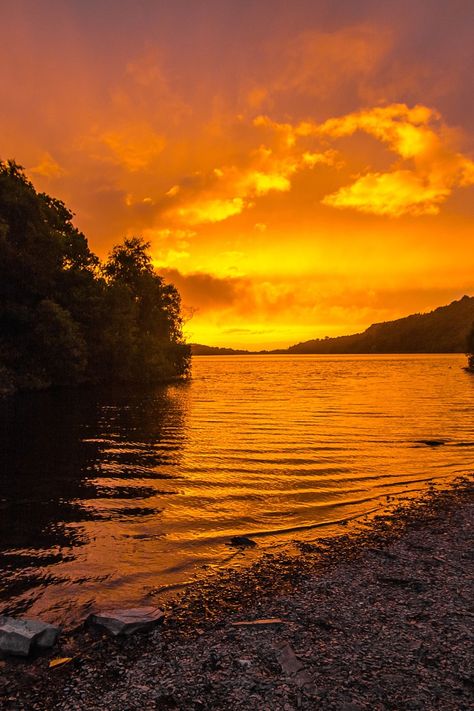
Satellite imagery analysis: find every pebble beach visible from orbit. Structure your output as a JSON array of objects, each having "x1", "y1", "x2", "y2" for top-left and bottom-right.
[{"x1": 1, "y1": 477, "x2": 473, "y2": 710}]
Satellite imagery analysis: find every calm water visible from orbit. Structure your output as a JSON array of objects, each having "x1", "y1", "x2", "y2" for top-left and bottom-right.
[{"x1": 1, "y1": 354, "x2": 473, "y2": 626}]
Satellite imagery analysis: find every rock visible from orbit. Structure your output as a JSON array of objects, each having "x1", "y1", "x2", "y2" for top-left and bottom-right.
[
  {"x1": 368, "y1": 547, "x2": 398, "y2": 560},
  {"x1": 228, "y1": 536, "x2": 257, "y2": 548},
  {"x1": 26, "y1": 619, "x2": 61, "y2": 648},
  {"x1": 276, "y1": 642, "x2": 304, "y2": 675},
  {"x1": 237, "y1": 658, "x2": 252, "y2": 668},
  {"x1": 87, "y1": 607, "x2": 165, "y2": 636},
  {"x1": 0, "y1": 616, "x2": 60, "y2": 657},
  {"x1": 377, "y1": 576, "x2": 427, "y2": 593},
  {"x1": 295, "y1": 541, "x2": 325, "y2": 554},
  {"x1": 295, "y1": 669, "x2": 314, "y2": 689},
  {"x1": 313, "y1": 617, "x2": 333, "y2": 631}
]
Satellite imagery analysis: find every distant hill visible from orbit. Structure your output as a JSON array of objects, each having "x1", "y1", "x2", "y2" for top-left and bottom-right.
[
  {"x1": 284, "y1": 295, "x2": 474, "y2": 354},
  {"x1": 192, "y1": 296, "x2": 474, "y2": 355},
  {"x1": 190, "y1": 344, "x2": 252, "y2": 355}
]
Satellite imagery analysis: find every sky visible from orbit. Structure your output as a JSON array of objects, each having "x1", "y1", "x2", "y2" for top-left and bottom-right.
[{"x1": 2, "y1": 0, "x2": 474, "y2": 348}]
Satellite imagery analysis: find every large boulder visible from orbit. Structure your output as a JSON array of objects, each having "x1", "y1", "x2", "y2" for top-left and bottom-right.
[
  {"x1": 0, "y1": 616, "x2": 60, "y2": 656},
  {"x1": 87, "y1": 607, "x2": 165, "y2": 636}
]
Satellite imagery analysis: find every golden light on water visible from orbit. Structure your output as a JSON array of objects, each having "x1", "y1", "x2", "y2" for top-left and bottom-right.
[
  {"x1": 2, "y1": 354, "x2": 473, "y2": 624},
  {"x1": 2, "y1": 1, "x2": 474, "y2": 348}
]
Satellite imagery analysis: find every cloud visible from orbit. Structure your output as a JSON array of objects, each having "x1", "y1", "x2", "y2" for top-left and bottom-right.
[
  {"x1": 157, "y1": 267, "x2": 304, "y2": 320},
  {"x1": 173, "y1": 197, "x2": 245, "y2": 225},
  {"x1": 164, "y1": 142, "x2": 338, "y2": 226},
  {"x1": 222, "y1": 327, "x2": 273, "y2": 336},
  {"x1": 97, "y1": 122, "x2": 166, "y2": 172},
  {"x1": 156, "y1": 261, "x2": 474, "y2": 349},
  {"x1": 30, "y1": 153, "x2": 65, "y2": 178},
  {"x1": 273, "y1": 24, "x2": 392, "y2": 101},
  {"x1": 257, "y1": 103, "x2": 474, "y2": 217},
  {"x1": 145, "y1": 228, "x2": 195, "y2": 266},
  {"x1": 163, "y1": 158, "x2": 294, "y2": 225},
  {"x1": 84, "y1": 49, "x2": 191, "y2": 176},
  {"x1": 237, "y1": 170, "x2": 291, "y2": 195},
  {"x1": 158, "y1": 268, "x2": 246, "y2": 311},
  {"x1": 322, "y1": 170, "x2": 449, "y2": 216},
  {"x1": 320, "y1": 105, "x2": 474, "y2": 215},
  {"x1": 314, "y1": 103, "x2": 436, "y2": 151}
]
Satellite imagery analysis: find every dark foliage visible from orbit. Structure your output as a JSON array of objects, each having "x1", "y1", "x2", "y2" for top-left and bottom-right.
[
  {"x1": 466, "y1": 322, "x2": 474, "y2": 371},
  {"x1": 190, "y1": 344, "x2": 252, "y2": 355},
  {"x1": 192, "y1": 298, "x2": 474, "y2": 358},
  {"x1": 284, "y1": 296, "x2": 474, "y2": 355},
  {"x1": 0, "y1": 160, "x2": 190, "y2": 394}
]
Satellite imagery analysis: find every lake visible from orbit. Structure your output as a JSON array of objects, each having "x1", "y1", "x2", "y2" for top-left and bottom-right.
[{"x1": 1, "y1": 354, "x2": 473, "y2": 626}]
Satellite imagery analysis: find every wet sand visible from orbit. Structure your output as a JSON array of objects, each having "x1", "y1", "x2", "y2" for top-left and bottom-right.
[{"x1": 1, "y1": 477, "x2": 473, "y2": 710}]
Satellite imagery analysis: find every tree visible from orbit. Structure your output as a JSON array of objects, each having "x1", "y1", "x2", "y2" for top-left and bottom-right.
[
  {"x1": 467, "y1": 322, "x2": 474, "y2": 371},
  {"x1": 102, "y1": 237, "x2": 190, "y2": 382},
  {"x1": 103, "y1": 236, "x2": 153, "y2": 286},
  {"x1": 0, "y1": 161, "x2": 190, "y2": 392},
  {"x1": 30, "y1": 299, "x2": 87, "y2": 386}
]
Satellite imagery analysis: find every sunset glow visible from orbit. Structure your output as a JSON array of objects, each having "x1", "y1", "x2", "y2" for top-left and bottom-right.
[{"x1": 2, "y1": 0, "x2": 474, "y2": 348}]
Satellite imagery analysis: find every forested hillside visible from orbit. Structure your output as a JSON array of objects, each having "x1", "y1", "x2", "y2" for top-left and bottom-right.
[
  {"x1": 191, "y1": 296, "x2": 474, "y2": 356},
  {"x1": 0, "y1": 161, "x2": 190, "y2": 394},
  {"x1": 190, "y1": 344, "x2": 252, "y2": 355},
  {"x1": 285, "y1": 296, "x2": 474, "y2": 354}
]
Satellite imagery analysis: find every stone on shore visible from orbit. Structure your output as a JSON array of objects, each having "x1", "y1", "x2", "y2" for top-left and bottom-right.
[
  {"x1": 228, "y1": 536, "x2": 257, "y2": 548},
  {"x1": 0, "y1": 617, "x2": 60, "y2": 657},
  {"x1": 275, "y1": 641, "x2": 304, "y2": 675},
  {"x1": 87, "y1": 607, "x2": 165, "y2": 636}
]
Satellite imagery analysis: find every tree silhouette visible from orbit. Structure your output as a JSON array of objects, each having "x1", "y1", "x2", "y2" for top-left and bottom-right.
[
  {"x1": 467, "y1": 322, "x2": 474, "y2": 371},
  {"x1": 0, "y1": 160, "x2": 190, "y2": 394}
]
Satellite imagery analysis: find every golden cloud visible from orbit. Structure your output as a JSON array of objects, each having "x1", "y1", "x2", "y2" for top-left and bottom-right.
[
  {"x1": 172, "y1": 197, "x2": 244, "y2": 225},
  {"x1": 145, "y1": 227, "x2": 195, "y2": 267},
  {"x1": 164, "y1": 140, "x2": 338, "y2": 226},
  {"x1": 322, "y1": 170, "x2": 449, "y2": 216},
  {"x1": 30, "y1": 153, "x2": 65, "y2": 178},
  {"x1": 258, "y1": 103, "x2": 474, "y2": 217},
  {"x1": 321, "y1": 105, "x2": 474, "y2": 215},
  {"x1": 237, "y1": 170, "x2": 291, "y2": 195},
  {"x1": 315, "y1": 104, "x2": 435, "y2": 148}
]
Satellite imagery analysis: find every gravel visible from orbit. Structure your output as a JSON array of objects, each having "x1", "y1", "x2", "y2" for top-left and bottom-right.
[{"x1": 1, "y1": 477, "x2": 473, "y2": 710}]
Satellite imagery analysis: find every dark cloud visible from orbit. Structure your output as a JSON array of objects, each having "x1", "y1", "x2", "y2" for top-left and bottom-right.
[{"x1": 159, "y1": 268, "x2": 247, "y2": 312}]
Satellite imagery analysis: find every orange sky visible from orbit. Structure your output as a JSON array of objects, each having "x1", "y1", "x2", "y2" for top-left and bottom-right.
[{"x1": 2, "y1": 0, "x2": 474, "y2": 348}]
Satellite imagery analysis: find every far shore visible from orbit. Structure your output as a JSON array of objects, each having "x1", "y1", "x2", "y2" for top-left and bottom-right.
[{"x1": 1, "y1": 476, "x2": 473, "y2": 710}]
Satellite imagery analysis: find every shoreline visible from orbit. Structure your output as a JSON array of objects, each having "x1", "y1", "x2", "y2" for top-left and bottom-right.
[{"x1": 1, "y1": 476, "x2": 473, "y2": 710}]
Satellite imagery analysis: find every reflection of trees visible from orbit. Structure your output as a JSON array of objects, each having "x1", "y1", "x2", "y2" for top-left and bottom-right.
[{"x1": 0, "y1": 382, "x2": 189, "y2": 605}]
